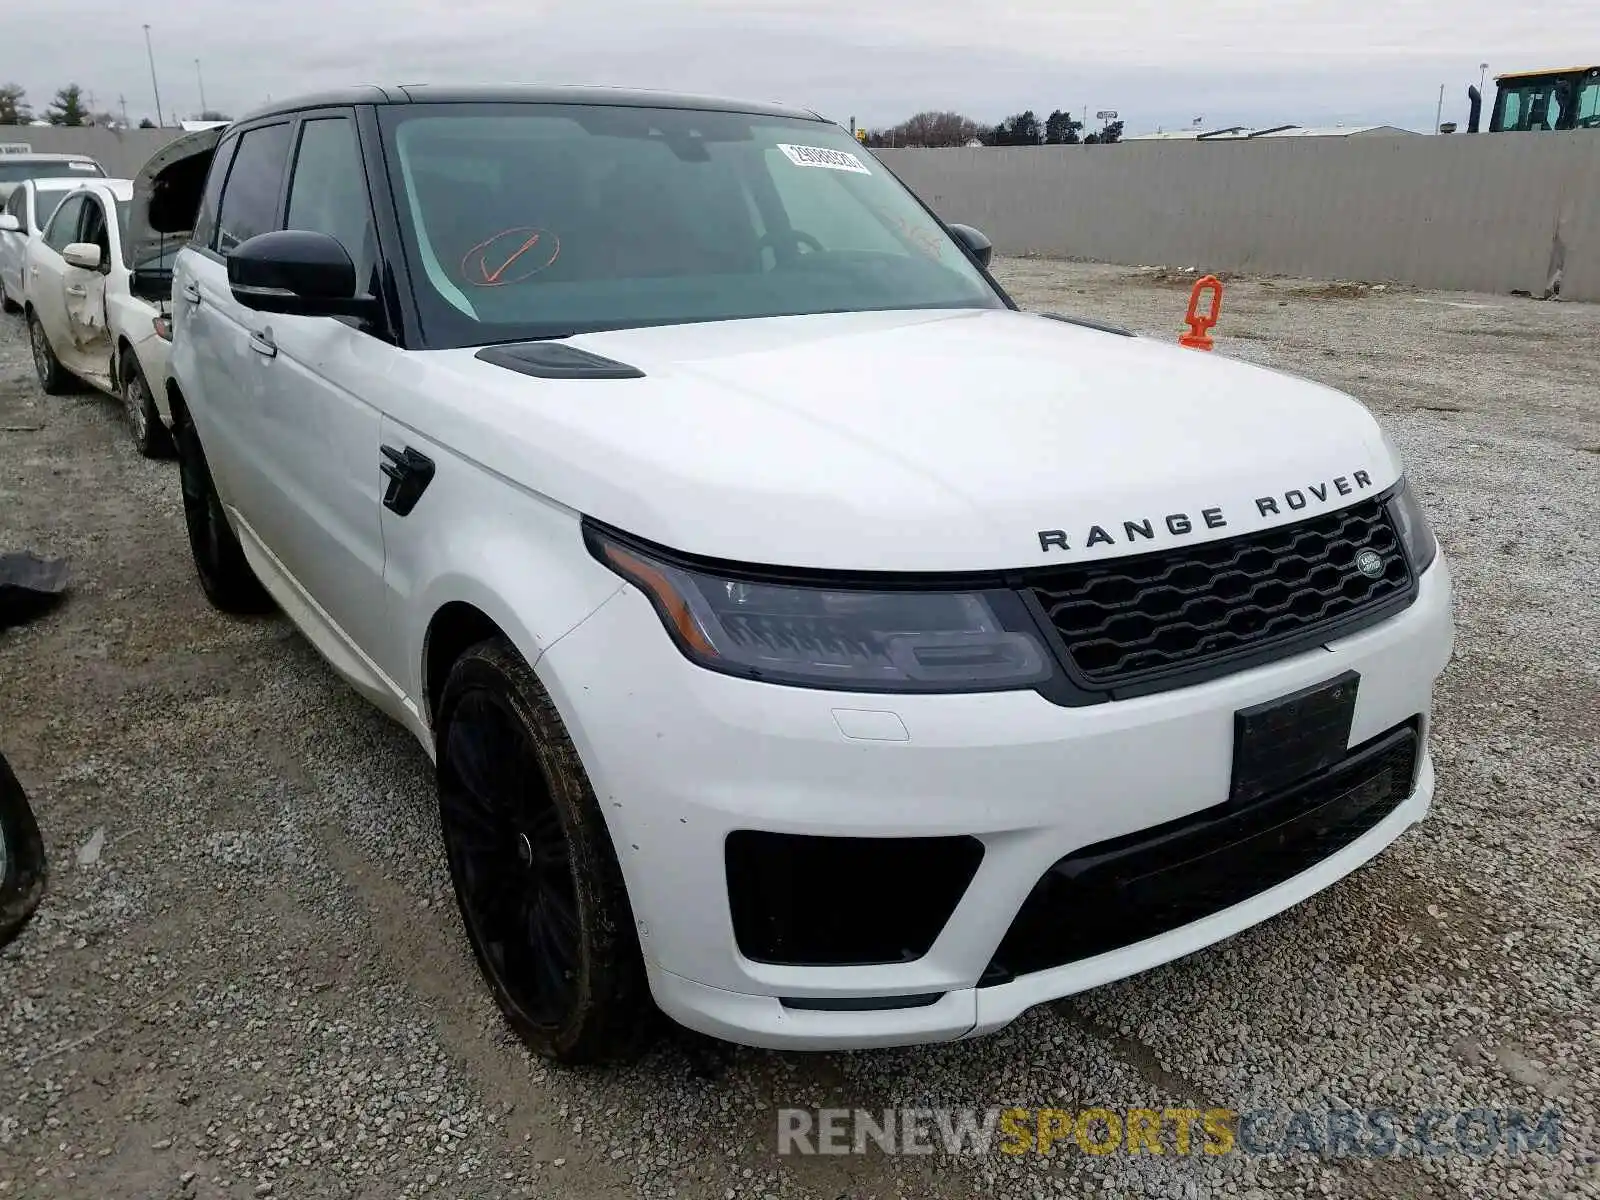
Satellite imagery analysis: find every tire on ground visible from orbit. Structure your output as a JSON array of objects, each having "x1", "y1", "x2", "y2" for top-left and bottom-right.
[
  {"x1": 436, "y1": 636, "x2": 653, "y2": 1063},
  {"x1": 120, "y1": 350, "x2": 174, "y2": 459},
  {"x1": 171, "y1": 399, "x2": 274, "y2": 614},
  {"x1": 28, "y1": 311, "x2": 71, "y2": 396}
]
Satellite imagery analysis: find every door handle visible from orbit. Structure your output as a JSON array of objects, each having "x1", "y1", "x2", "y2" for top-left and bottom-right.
[
  {"x1": 248, "y1": 330, "x2": 277, "y2": 358},
  {"x1": 181, "y1": 282, "x2": 201, "y2": 305},
  {"x1": 66, "y1": 284, "x2": 87, "y2": 297}
]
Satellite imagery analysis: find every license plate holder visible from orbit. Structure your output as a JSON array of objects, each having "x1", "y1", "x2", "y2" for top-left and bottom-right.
[{"x1": 1230, "y1": 671, "x2": 1359, "y2": 804}]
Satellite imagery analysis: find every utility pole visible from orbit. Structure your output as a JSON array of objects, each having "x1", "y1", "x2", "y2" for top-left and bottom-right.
[
  {"x1": 195, "y1": 58, "x2": 207, "y2": 115},
  {"x1": 1435, "y1": 83, "x2": 1445, "y2": 133},
  {"x1": 143, "y1": 24, "x2": 165, "y2": 127},
  {"x1": 119, "y1": 95, "x2": 129, "y2": 128}
]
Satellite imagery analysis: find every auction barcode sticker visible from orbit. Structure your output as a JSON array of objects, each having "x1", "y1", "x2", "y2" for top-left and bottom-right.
[{"x1": 777, "y1": 144, "x2": 871, "y2": 175}]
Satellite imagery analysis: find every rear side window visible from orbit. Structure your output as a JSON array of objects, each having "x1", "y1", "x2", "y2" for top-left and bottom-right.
[
  {"x1": 192, "y1": 135, "x2": 239, "y2": 250},
  {"x1": 43, "y1": 194, "x2": 85, "y2": 252},
  {"x1": 215, "y1": 123, "x2": 293, "y2": 254}
]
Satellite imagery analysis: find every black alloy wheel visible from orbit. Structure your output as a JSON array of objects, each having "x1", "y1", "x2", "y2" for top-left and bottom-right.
[
  {"x1": 172, "y1": 406, "x2": 274, "y2": 614},
  {"x1": 437, "y1": 638, "x2": 649, "y2": 1063}
]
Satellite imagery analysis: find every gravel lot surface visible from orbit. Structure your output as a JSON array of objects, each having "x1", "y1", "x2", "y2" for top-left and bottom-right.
[{"x1": 2, "y1": 261, "x2": 1597, "y2": 1200}]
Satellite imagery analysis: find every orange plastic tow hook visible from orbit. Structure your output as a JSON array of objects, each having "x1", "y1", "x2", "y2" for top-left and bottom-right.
[{"x1": 1179, "y1": 275, "x2": 1224, "y2": 351}]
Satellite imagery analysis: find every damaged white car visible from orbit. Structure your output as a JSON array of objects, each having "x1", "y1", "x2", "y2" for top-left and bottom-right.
[{"x1": 23, "y1": 177, "x2": 182, "y2": 456}]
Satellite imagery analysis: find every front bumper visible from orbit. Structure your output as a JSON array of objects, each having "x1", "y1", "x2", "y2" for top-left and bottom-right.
[{"x1": 538, "y1": 558, "x2": 1454, "y2": 1050}]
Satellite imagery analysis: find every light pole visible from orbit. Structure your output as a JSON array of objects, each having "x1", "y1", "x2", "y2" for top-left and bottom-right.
[
  {"x1": 143, "y1": 24, "x2": 165, "y2": 127},
  {"x1": 1479, "y1": 62, "x2": 1489, "y2": 95},
  {"x1": 195, "y1": 58, "x2": 208, "y2": 116}
]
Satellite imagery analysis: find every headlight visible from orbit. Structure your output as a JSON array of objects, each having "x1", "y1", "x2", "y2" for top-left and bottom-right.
[
  {"x1": 1385, "y1": 478, "x2": 1438, "y2": 574},
  {"x1": 588, "y1": 530, "x2": 1054, "y2": 692}
]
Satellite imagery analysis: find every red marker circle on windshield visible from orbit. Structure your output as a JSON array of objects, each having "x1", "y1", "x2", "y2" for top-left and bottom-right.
[{"x1": 461, "y1": 228, "x2": 561, "y2": 287}]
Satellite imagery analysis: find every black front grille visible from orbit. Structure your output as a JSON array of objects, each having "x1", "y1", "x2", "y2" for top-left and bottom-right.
[
  {"x1": 1029, "y1": 498, "x2": 1413, "y2": 695},
  {"x1": 980, "y1": 721, "x2": 1419, "y2": 986}
]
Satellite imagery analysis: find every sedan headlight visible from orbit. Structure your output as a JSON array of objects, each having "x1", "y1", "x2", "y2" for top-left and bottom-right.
[
  {"x1": 1385, "y1": 478, "x2": 1438, "y2": 574},
  {"x1": 588, "y1": 529, "x2": 1054, "y2": 692}
]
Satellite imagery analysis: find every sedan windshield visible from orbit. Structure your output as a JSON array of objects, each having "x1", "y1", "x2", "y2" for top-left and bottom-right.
[{"x1": 379, "y1": 103, "x2": 1003, "y2": 346}]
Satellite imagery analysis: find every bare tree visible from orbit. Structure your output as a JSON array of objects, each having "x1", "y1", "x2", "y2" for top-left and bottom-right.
[{"x1": 866, "y1": 110, "x2": 985, "y2": 148}]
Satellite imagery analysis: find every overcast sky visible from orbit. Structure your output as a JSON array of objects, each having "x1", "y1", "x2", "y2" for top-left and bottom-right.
[{"x1": 11, "y1": 1, "x2": 1599, "y2": 134}]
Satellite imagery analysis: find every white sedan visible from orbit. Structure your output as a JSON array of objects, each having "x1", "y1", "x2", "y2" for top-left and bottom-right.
[
  {"x1": 23, "y1": 178, "x2": 177, "y2": 457},
  {"x1": 0, "y1": 177, "x2": 86, "y2": 314}
]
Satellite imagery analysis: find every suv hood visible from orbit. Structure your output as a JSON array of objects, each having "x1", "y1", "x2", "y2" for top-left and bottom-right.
[{"x1": 411, "y1": 308, "x2": 1400, "y2": 572}]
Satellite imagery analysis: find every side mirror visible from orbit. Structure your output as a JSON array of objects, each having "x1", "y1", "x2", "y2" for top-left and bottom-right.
[
  {"x1": 227, "y1": 229, "x2": 380, "y2": 320},
  {"x1": 0, "y1": 214, "x2": 19, "y2": 234},
  {"x1": 63, "y1": 242, "x2": 103, "y2": 272},
  {"x1": 949, "y1": 223, "x2": 993, "y2": 269}
]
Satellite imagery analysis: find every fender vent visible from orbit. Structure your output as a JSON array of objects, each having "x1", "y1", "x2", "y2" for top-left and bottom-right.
[{"x1": 475, "y1": 342, "x2": 644, "y2": 380}]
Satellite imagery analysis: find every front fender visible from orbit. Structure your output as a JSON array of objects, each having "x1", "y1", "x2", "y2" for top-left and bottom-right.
[{"x1": 381, "y1": 417, "x2": 625, "y2": 735}]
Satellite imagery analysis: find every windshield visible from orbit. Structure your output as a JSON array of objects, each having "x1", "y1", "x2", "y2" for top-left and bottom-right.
[
  {"x1": 0, "y1": 160, "x2": 103, "y2": 184},
  {"x1": 1495, "y1": 72, "x2": 1600, "y2": 130},
  {"x1": 379, "y1": 103, "x2": 1003, "y2": 346}
]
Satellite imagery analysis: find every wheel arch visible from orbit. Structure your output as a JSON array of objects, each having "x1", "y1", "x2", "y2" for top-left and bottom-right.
[
  {"x1": 113, "y1": 334, "x2": 136, "y2": 389},
  {"x1": 165, "y1": 377, "x2": 189, "y2": 425},
  {"x1": 422, "y1": 600, "x2": 508, "y2": 728}
]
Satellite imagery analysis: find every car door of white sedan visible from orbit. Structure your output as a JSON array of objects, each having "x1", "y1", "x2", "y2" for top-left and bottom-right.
[
  {"x1": 27, "y1": 192, "x2": 85, "y2": 356},
  {"x1": 57, "y1": 191, "x2": 115, "y2": 390}
]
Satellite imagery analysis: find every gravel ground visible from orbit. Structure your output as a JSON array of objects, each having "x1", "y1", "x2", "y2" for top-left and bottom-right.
[{"x1": 1, "y1": 262, "x2": 1597, "y2": 1200}]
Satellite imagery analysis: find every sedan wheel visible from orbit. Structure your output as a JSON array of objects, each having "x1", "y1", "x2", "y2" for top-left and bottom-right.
[
  {"x1": 121, "y1": 356, "x2": 174, "y2": 459},
  {"x1": 29, "y1": 313, "x2": 69, "y2": 395}
]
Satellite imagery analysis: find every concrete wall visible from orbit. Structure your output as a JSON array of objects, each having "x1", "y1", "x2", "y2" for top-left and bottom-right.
[
  {"x1": 3, "y1": 127, "x2": 188, "y2": 179},
  {"x1": 879, "y1": 134, "x2": 1600, "y2": 301},
  {"x1": 19, "y1": 126, "x2": 1600, "y2": 301}
]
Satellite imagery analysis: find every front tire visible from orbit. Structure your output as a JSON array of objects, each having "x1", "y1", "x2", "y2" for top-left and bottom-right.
[
  {"x1": 28, "y1": 312, "x2": 70, "y2": 395},
  {"x1": 120, "y1": 352, "x2": 174, "y2": 459},
  {"x1": 172, "y1": 404, "x2": 273, "y2": 614},
  {"x1": 437, "y1": 638, "x2": 651, "y2": 1064}
]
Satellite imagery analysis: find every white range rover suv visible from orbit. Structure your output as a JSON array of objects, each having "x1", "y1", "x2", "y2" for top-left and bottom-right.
[{"x1": 148, "y1": 85, "x2": 1454, "y2": 1063}]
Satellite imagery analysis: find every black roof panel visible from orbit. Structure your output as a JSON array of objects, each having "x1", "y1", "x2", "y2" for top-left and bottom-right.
[{"x1": 237, "y1": 83, "x2": 825, "y2": 124}]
